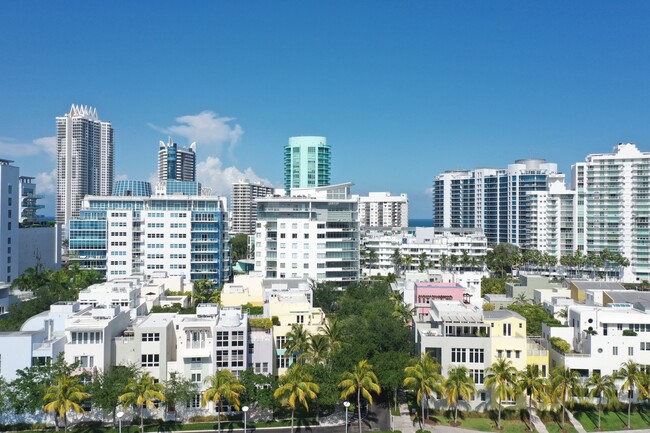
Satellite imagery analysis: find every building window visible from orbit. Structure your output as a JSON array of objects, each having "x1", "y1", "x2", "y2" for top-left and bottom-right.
[
  {"x1": 231, "y1": 350, "x2": 244, "y2": 367},
  {"x1": 276, "y1": 336, "x2": 286, "y2": 349},
  {"x1": 613, "y1": 346, "x2": 618, "y2": 356},
  {"x1": 468, "y1": 348, "x2": 484, "y2": 363},
  {"x1": 451, "y1": 348, "x2": 466, "y2": 363},
  {"x1": 470, "y1": 369, "x2": 484, "y2": 384},
  {"x1": 296, "y1": 315, "x2": 304, "y2": 324},
  {"x1": 629, "y1": 347, "x2": 634, "y2": 356},
  {"x1": 191, "y1": 373, "x2": 202, "y2": 383},
  {"x1": 216, "y1": 331, "x2": 229, "y2": 347},
  {"x1": 188, "y1": 394, "x2": 202, "y2": 408},
  {"x1": 515, "y1": 350, "x2": 521, "y2": 359},
  {"x1": 231, "y1": 331, "x2": 244, "y2": 347},
  {"x1": 276, "y1": 355, "x2": 290, "y2": 369},
  {"x1": 497, "y1": 350, "x2": 504, "y2": 358},
  {"x1": 74, "y1": 356, "x2": 94, "y2": 368},
  {"x1": 216, "y1": 350, "x2": 228, "y2": 368},
  {"x1": 141, "y1": 354, "x2": 160, "y2": 367},
  {"x1": 503, "y1": 323, "x2": 512, "y2": 336}
]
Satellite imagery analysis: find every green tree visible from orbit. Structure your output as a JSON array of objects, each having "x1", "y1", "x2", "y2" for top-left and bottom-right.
[
  {"x1": 163, "y1": 372, "x2": 198, "y2": 421},
  {"x1": 517, "y1": 365, "x2": 547, "y2": 429},
  {"x1": 484, "y1": 358, "x2": 517, "y2": 430},
  {"x1": 339, "y1": 360, "x2": 381, "y2": 433},
  {"x1": 418, "y1": 252, "x2": 429, "y2": 272},
  {"x1": 391, "y1": 249, "x2": 404, "y2": 275},
  {"x1": 587, "y1": 372, "x2": 618, "y2": 431},
  {"x1": 42, "y1": 374, "x2": 90, "y2": 433},
  {"x1": 550, "y1": 367, "x2": 581, "y2": 431},
  {"x1": 403, "y1": 353, "x2": 443, "y2": 428},
  {"x1": 192, "y1": 279, "x2": 220, "y2": 305},
  {"x1": 229, "y1": 233, "x2": 249, "y2": 263},
  {"x1": 373, "y1": 351, "x2": 410, "y2": 411},
  {"x1": 366, "y1": 249, "x2": 379, "y2": 277},
  {"x1": 617, "y1": 360, "x2": 649, "y2": 429},
  {"x1": 87, "y1": 364, "x2": 138, "y2": 425},
  {"x1": 443, "y1": 366, "x2": 476, "y2": 424},
  {"x1": 486, "y1": 243, "x2": 522, "y2": 277},
  {"x1": 118, "y1": 372, "x2": 165, "y2": 433},
  {"x1": 202, "y1": 369, "x2": 245, "y2": 433},
  {"x1": 308, "y1": 334, "x2": 331, "y2": 365},
  {"x1": 285, "y1": 324, "x2": 312, "y2": 365},
  {"x1": 274, "y1": 366, "x2": 320, "y2": 433},
  {"x1": 239, "y1": 369, "x2": 277, "y2": 411}
]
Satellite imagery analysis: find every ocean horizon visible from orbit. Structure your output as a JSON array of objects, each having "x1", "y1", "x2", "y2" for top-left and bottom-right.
[{"x1": 408, "y1": 218, "x2": 432, "y2": 227}]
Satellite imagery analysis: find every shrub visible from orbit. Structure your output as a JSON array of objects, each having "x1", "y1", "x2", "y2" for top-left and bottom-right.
[
  {"x1": 272, "y1": 316, "x2": 280, "y2": 325},
  {"x1": 249, "y1": 317, "x2": 273, "y2": 329},
  {"x1": 550, "y1": 336, "x2": 571, "y2": 353},
  {"x1": 623, "y1": 329, "x2": 637, "y2": 336}
]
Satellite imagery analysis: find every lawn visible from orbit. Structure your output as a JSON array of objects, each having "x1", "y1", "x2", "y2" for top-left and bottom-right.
[
  {"x1": 573, "y1": 410, "x2": 650, "y2": 432},
  {"x1": 451, "y1": 417, "x2": 534, "y2": 433},
  {"x1": 544, "y1": 422, "x2": 579, "y2": 433}
]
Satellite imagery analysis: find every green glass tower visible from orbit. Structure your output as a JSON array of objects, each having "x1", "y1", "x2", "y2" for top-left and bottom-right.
[{"x1": 283, "y1": 136, "x2": 331, "y2": 195}]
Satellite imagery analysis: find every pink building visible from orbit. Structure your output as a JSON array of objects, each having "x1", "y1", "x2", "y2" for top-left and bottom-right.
[{"x1": 414, "y1": 282, "x2": 465, "y2": 321}]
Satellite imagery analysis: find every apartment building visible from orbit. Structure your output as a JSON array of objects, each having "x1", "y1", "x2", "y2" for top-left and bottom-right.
[
  {"x1": 362, "y1": 227, "x2": 487, "y2": 276},
  {"x1": 158, "y1": 138, "x2": 196, "y2": 182},
  {"x1": 231, "y1": 179, "x2": 275, "y2": 235},
  {"x1": 254, "y1": 183, "x2": 359, "y2": 284},
  {"x1": 283, "y1": 136, "x2": 331, "y2": 196},
  {"x1": 68, "y1": 194, "x2": 229, "y2": 284},
  {"x1": 357, "y1": 192, "x2": 409, "y2": 228}
]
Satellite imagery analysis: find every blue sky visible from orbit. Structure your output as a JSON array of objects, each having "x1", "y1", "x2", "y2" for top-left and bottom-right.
[{"x1": 2, "y1": 1, "x2": 650, "y2": 217}]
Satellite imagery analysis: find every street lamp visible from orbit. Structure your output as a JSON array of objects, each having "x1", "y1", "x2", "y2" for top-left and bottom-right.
[
  {"x1": 343, "y1": 401, "x2": 350, "y2": 433},
  {"x1": 242, "y1": 406, "x2": 249, "y2": 433},
  {"x1": 116, "y1": 411, "x2": 124, "y2": 433}
]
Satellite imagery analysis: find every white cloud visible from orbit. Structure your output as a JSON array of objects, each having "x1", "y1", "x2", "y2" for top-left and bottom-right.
[
  {"x1": 151, "y1": 111, "x2": 244, "y2": 155},
  {"x1": 0, "y1": 136, "x2": 57, "y2": 159},
  {"x1": 196, "y1": 156, "x2": 274, "y2": 197},
  {"x1": 423, "y1": 186, "x2": 433, "y2": 195},
  {"x1": 35, "y1": 169, "x2": 57, "y2": 195},
  {"x1": 115, "y1": 173, "x2": 129, "y2": 181}
]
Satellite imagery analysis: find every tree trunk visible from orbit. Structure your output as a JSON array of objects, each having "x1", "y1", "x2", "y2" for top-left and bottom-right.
[
  {"x1": 628, "y1": 399, "x2": 632, "y2": 428},
  {"x1": 394, "y1": 387, "x2": 398, "y2": 412},
  {"x1": 598, "y1": 399, "x2": 602, "y2": 431},
  {"x1": 316, "y1": 398, "x2": 320, "y2": 423},
  {"x1": 357, "y1": 388, "x2": 362, "y2": 433},
  {"x1": 497, "y1": 398, "x2": 502, "y2": 429},
  {"x1": 528, "y1": 394, "x2": 532, "y2": 427},
  {"x1": 561, "y1": 400, "x2": 565, "y2": 431},
  {"x1": 218, "y1": 401, "x2": 223, "y2": 433},
  {"x1": 141, "y1": 405, "x2": 145, "y2": 433},
  {"x1": 454, "y1": 400, "x2": 458, "y2": 424},
  {"x1": 291, "y1": 409, "x2": 294, "y2": 433},
  {"x1": 64, "y1": 413, "x2": 67, "y2": 433},
  {"x1": 54, "y1": 413, "x2": 60, "y2": 432}
]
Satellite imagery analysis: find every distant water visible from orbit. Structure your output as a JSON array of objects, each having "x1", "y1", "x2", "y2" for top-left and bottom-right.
[{"x1": 408, "y1": 218, "x2": 433, "y2": 227}]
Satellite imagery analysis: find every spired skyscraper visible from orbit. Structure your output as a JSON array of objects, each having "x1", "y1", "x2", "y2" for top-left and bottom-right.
[
  {"x1": 283, "y1": 136, "x2": 331, "y2": 195},
  {"x1": 158, "y1": 137, "x2": 196, "y2": 182},
  {"x1": 56, "y1": 104, "x2": 114, "y2": 234}
]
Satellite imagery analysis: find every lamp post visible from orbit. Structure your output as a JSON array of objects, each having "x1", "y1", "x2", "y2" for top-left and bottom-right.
[
  {"x1": 116, "y1": 411, "x2": 124, "y2": 433},
  {"x1": 343, "y1": 401, "x2": 350, "y2": 433},
  {"x1": 242, "y1": 406, "x2": 249, "y2": 433}
]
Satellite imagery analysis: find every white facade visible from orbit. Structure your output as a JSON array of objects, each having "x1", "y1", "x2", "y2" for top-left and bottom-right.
[
  {"x1": 0, "y1": 160, "x2": 19, "y2": 283},
  {"x1": 357, "y1": 192, "x2": 409, "y2": 228},
  {"x1": 573, "y1": 143, "x2": 650, "y2": 282},
  {"x1": 362, "y1": 227, "x2": 487, "y2": 275},
  {"x1": 231, "y1": 179, "x2": 275, "y2": 235},
  {"x1": 255, "y1": 183, "x2": 359, "y2": 284},
  {"x1": 18, "y1": 225, "x2": 62, "y2": 275},
  {"x1": 56, "y1": 105, "x2": 114, "y2": 234}
]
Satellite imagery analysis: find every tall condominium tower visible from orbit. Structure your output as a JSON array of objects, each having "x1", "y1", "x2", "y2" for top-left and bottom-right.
[
  {"x1": 158, "y1": 138, "x2": 196, "y2": 182},
  {"x1": 357, "y1": 192, "x2": 409, "y2": 228},
  {"x1": 231, "y1": 179, "x2": 275, "y2": 235},
  {"x1": 0, "y1": 160, "x2": 19, "y2": 283},
  {"x1": 573, "y1": 143, "x2": 650, "y2": 282},
  {"x1": 432, "y1": 159, "x2": 559, "y2": 245},
  {"x1": 283, "y1": 136, "x2": 331, "y2": 195},
  {"x1": 56, "y1": 104, "x2": 114, "y2": 233}
]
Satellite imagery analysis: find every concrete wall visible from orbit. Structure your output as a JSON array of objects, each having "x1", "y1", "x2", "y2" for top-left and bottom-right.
[{"x1": 18, "y1": 225, "x2": 61, "y2": 274}]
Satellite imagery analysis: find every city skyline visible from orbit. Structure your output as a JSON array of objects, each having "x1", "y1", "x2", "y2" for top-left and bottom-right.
[{"x1": 2, "y1": 2, "x2": 650, "y2": 217}]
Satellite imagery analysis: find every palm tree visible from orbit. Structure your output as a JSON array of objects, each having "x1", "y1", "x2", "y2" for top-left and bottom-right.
[
  {"x1": 308, "y1": 334, "x2": 330, "y2": 365},
  {"x1": 274, "y1": 365, "x2": 320, "y2": 433},
  {"x1": 367, "y1": 250, "x2": 379, "y2": 277},
  {"x1": 319, "y1": 318, "x2": 342, "y2": 354},
  {"x1": 118, "y1": 372, "x2": 165, "y2": 433},
  {"x1": 617, "y1": 360, "x2": 649, "y2": 429},
  {"x1": 484, "y1": 358, "x2": 517, "y2": 430},
  {"x1": 549, "y1": 367, "x2": 581, "y2": 432},
  {"x1": 202, "y1": 369, "x2": 245, "y2": 433},
  {"x1": 418, "y1": 252, "x2": 429, "y2": 272},
  {"x1": 404, "y1": 255, "x2": 414, "y2": 272},
  {"x1": 403, "y1": 353, "x2": 443, "y2": 428},
  {"x1": 517, "y1": 365, "x2": 547, "y2": 430},
  {"x1": 339, "y1": 360, "x2": 381, "y2": 433},
  {"x1": 391, "y1": 249, "x2": 404, "y2": 275},
  {"x1": 443, "y1": 366, "x2": 476, "y2": 425},
  {"x1": 514, "y1": 292, "x2": 528, "y2": 305},
  {"x1": 587, "y1": 372, "x2": 618, "y2": 431},
  {"x1": 285, "y1": 324, "x2": 311, "y2": 365},
  {"x1": 392, "y1": 301, "x2": 416, "y2": 327},
  {"x1": 42, "y1": 374, "x2": 90, "y2": 433}
]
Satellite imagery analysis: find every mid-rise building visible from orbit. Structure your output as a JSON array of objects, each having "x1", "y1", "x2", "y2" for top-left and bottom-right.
[
  {"x1": 432, "y1": 159, "x2": 560, "y2": 245},
  {"x1": 283, "y1": 136, "x2": 331, "y2": 195},
  {"x1": 254, "y1": 183, "x2": 359, "y2": 284},
  {"x1": 68, "y1": 194, "x2": 230, "y2": 284},
  {"x1": 18, "y1": 176, "x2": 44, "y2": 224},
  {"x1": 231, "y1": 179, "x2": 275, "y2": 235},
  {"x1": 0, "y1": 160, "x2": 19, "y2": 283},
  {"x1": 357, "y1": 192, "x2": 409, "y2": 228},
  {"x1": 56, "y1": 104, "x2": 114, "y2": 234},
  {"x1": 158, "y1": 138, "x2": 196, "y2": 182}
]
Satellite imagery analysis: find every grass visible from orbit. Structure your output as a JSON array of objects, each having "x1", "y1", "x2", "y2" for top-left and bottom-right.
[
  {"x1": 451, "y1": 417, "x2": 534, "y2": 433},
  {"x1": 544, "y1": 422, "x2": 579, "y2": 433},
  {"x1": 573, "y1": 409, "x2": 650, "y2": 432}
]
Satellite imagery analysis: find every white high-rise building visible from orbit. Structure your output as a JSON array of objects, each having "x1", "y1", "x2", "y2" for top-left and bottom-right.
[
  {"x1": 0, "y1": 160, "x2": 19, "y2": 283},
  {"x1": 357, "y1": 192, "x2": 409, "y2": 228},
  {"x1": 231, "y1": 179, "x2": 275, "y2": 235},
  {"x1": 433, "y1": 160, "x2": 560, "y2": 245},
  {"x1": 573, "y1": 143, "x2": 650, "y2": 282},
  {"x1": 56, "y1": 104, "x2": 114, "y2": 234},
  {"x1": 255, "y1": 183, "x2": 359, "y2": 284}
]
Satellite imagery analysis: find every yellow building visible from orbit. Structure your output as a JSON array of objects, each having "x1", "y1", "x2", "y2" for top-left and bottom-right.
[
  {"x1": 267, "y1": 292, "x2": 326, "y2": 376},
  {"x1": 483, "y1": 310, "x2": 528, "y2": 372}
]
